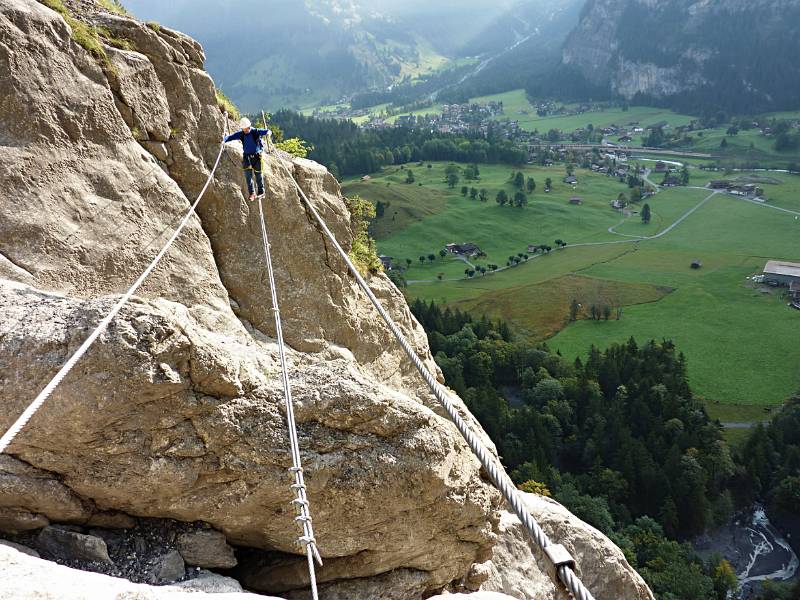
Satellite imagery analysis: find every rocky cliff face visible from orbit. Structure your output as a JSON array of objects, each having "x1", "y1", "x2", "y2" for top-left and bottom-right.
[
  {"x1": 0, "y1": 1, "x2": 653, "y2": 598},
  {"x1": 562, "y1": 0, "x2": 800, "y2": 111}
]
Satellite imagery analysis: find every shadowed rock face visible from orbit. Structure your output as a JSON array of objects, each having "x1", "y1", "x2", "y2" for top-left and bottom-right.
[
  {"x1": 0, "y1": 1, "x2": 655, "y2": 599},
  {"x1": 561, "y1": 0, "x2": 800, "y2": 109}
]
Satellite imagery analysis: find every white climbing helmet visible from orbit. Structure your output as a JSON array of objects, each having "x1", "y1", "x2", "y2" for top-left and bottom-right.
[{"x1": 240, "y1": 117, "x2": 251, "y2": 130}]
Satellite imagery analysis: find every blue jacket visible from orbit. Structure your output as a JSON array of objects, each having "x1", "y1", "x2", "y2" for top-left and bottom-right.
[{"x1": 224, "y1": 128, "x2": 271, "y2": 155}]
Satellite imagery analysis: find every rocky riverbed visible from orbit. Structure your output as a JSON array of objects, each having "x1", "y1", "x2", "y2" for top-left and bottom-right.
[{"x1": 695, "y1": 506, "x2": 799, "y2": 599}]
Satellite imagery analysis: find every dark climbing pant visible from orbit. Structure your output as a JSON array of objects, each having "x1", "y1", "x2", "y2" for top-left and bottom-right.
[{"x1": 242, "y1": 152, "x2": 264, "y2": 195}]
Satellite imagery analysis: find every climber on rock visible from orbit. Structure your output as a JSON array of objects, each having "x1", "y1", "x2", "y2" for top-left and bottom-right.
[{"x1": 223, "y1": 117, "x2": 271, "y2": 202}]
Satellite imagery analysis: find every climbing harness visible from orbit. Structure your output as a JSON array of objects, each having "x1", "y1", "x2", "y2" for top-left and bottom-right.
[
  {"x1": 264, "y1": 138, "x2": 597, "y2": 600},
  {"x1": 256, "y1": 110, "x2": 322, "y2": 599},
  {"x1": 0, "y1": 115, "x2": 230, "y2": 456}
]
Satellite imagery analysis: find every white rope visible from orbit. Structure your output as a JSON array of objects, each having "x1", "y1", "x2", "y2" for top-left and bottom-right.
[
  {"x1": 266, "y1": 144, "x2": 596, "y2": 600},
  {"x1": 0, "y1": 116, "x2": 230, "y2": 455},
  {"x1": 257, "y1": 112, "x2": 322, "y2": 600}
]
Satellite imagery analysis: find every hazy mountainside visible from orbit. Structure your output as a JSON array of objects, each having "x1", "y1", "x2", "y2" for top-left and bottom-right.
[
  {"x1": 460, "y1": 0, "x2": 583, "y2": 57},
  {"x1": 122, "y1": 0, "x2": 582, "y2": 112},
  {"x1": 558, "y1": 0, "x2": 800, "y2": 113},
  {"x1": 444, "y1": 0, "x2": 584, "y2": 100},
  {"x1": 122, "y1": 0, "x2": 520, "y2": 111}
]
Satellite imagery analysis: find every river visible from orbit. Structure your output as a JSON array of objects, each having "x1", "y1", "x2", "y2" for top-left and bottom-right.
[{"x1": 695, "y1": 505, "x2": 799, "y2": 598}]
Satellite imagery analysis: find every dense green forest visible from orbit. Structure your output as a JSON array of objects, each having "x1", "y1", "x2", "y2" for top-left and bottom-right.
[
  {"x1": 410, "y1": 299, "x2": 800, "y2": 600},
  {"x1": 270, "y1": 110, "x2": 527, "y2": 177}
]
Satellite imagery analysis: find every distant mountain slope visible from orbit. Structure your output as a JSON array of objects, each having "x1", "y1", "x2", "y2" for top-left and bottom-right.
[
  {"x1": 122, "y1": 0, "x2": 518, "y2": 111},
  {"x1": 448, "y1": 0, "x2": 584, "y2": 99},
  {"x1": 558, "y1": 0, "x2": 800, "y2": 113}
]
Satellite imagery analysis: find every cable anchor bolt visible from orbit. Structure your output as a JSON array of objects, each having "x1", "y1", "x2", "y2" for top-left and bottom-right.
[{"x1": 544, "y1": 544, "x2": 576, "y2": 571}]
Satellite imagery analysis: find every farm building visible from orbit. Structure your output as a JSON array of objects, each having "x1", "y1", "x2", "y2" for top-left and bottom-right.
[
  {"x1": 610, "y1": 199, "x2": 626, "y2": 210},
  {"x1": 569, "y1": 197, "x2": 583, "y2": 205},
  {"x1": 728, "y1": 183, "x2": 762, "y2": 199},
  {"x1": 446, "y1": 243, "x2": 482, "y2": 257},
  {"x1": 563, "y1": 175, "x2": 578, "y2": 185},
  {"x1": 709, "y1": 180, "x2": 732, "y2": 189},
  {"x1": 763, "y1": 260, "x2": 800, "y2": 286},
  {"x1": 527, "y1": 244, "x2": 540, "y2": 253},
  {"x1": 379, "y1": 255, "x2": 393, "y2": 271},
  {"x1": 654, "y1": 161, "x2": 668, "y2": 173},
  {"x1": 790, "y1": 281, "x2": 800, "y2": 302}
]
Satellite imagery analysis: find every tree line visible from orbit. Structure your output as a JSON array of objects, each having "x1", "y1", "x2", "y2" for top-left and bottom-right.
[
  {"x1": 270, "y1": 110, "x2": 527, "y2": 177},
  {"x1": 409, "y1": 299, "x2": 800, "y2": 599}
]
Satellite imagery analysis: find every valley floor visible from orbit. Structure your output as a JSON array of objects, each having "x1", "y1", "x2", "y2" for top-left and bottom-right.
[{"x1": 344, "y1": 161, "x2": 800, "y2": 424}]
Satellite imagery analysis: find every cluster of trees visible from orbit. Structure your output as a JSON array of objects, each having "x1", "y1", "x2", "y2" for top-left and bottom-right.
[
  {"x1": 459, "y1": 187, "x2": 489, "y2": 202},
  {"x1": 772, "y1": 120, "x2": 800, "y2": 152},
  {"x1": 737, "y1": 398, "x2": 800, "y2": 517},
  {"x1": 409, "y1": 300, "x2": 751, "y2": 599},
  {"x1": 270, "y1": 110, "x2": 527, "y2": 177},
  {"x1": 465, "y1": 265, "x2": 497, "y2": 278},
  {"x1": 496, "y1": 189, "x2": 527, "y2": 207},
  {"x1": 444, "y1": 163, "x2": 482, "y2": 189},
  {"x1": 569, "y1": 299, "x2": 623, "y2": 322}
]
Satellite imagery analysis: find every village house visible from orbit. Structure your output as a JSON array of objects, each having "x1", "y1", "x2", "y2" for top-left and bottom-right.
[
  {"x1": 446, "y1": 243, "x2": 482, "y2": 257},
  {"x1": 564, "y1": 175, "x2": 578, "y2": 185},
  {"x1": 654, "y1": 161, "x2": 668, "y2": 173},
  {"x1": 708, "y1": 180, "x2": 732, "y2": 189},
  {"x1": 610, "y1": 199, "x2": 626, "y2": 210},
  {"x1": 619, "y1": 135, "x2": 633, "y2": 143},
  {"x1": 763, "y1": 260, "x2": 800, "y2": 287},
  {"x1": 662, "y1": 175, "x2": 681, "y2": 187},
  {"x1": 527, "y1": 244, "x2": 541, "y2": 253},
  {"x1": 379, "y1": 255, "x2": 393, "y2": 271},
  {"x1": 728, "y1": 183, "x2": 762, "y2": 199}
]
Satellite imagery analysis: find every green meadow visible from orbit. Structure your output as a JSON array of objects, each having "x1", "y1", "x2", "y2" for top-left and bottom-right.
[
  {"x1": 471, "y1": 89, "x2": 696, "y2": 133},
  {"x1": 382, "y1": 88, "x2": 696, "y2": 133},
  {"x1": 345, "y1": 162, "x2": 800, "y2": 416}
]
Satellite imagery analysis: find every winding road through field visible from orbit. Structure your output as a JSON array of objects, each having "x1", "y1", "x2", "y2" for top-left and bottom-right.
[{"x1": 408, "y1": 185, "x2": 719, "y2": 284}]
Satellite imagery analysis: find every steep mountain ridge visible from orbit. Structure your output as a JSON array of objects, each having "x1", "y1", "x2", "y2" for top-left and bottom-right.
[
  {"x1": 0, "y1": 1, "x2": 653, "y2": 598},
  {"x1": 560, "y1": 0, "x2": 800, "y2": 113}
]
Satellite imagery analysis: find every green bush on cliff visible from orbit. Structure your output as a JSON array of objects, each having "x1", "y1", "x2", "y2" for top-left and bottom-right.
[
  {"x1": 97, "y1": 0, "x2": 128, "y2": 15},
  {"x1": 39, "y1": 0, "x2": 108, "y2": 65},
  {"x1": 96, "y1": 26, "x2": 133, "y2": 51},
  {"x1": 274, "y1": 138, "x2": 311, "y2": 158},
  {"x1": 344, "y1": 195, "x2": 382, "y2": 275},
  {"x1": 215, "y1": 89, "x2": 240, "y2": 121}
]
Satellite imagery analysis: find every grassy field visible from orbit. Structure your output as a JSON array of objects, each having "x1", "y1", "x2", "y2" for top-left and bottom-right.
[
  {"x1": 371, "y1": 88, "x2": 697, "y2": 134},
  {"x1": 344, "y1": 161, "x2": 641, "y2": 280},
  {"x1": 472, "y1": 89, "x2": 696, "y2": 133},
  {"x1": 342, "y1": 177, "x2": 448, "y2": 239},
  {"x1": 360, "y1": 161, "x2": 800, "y2": 413}
]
